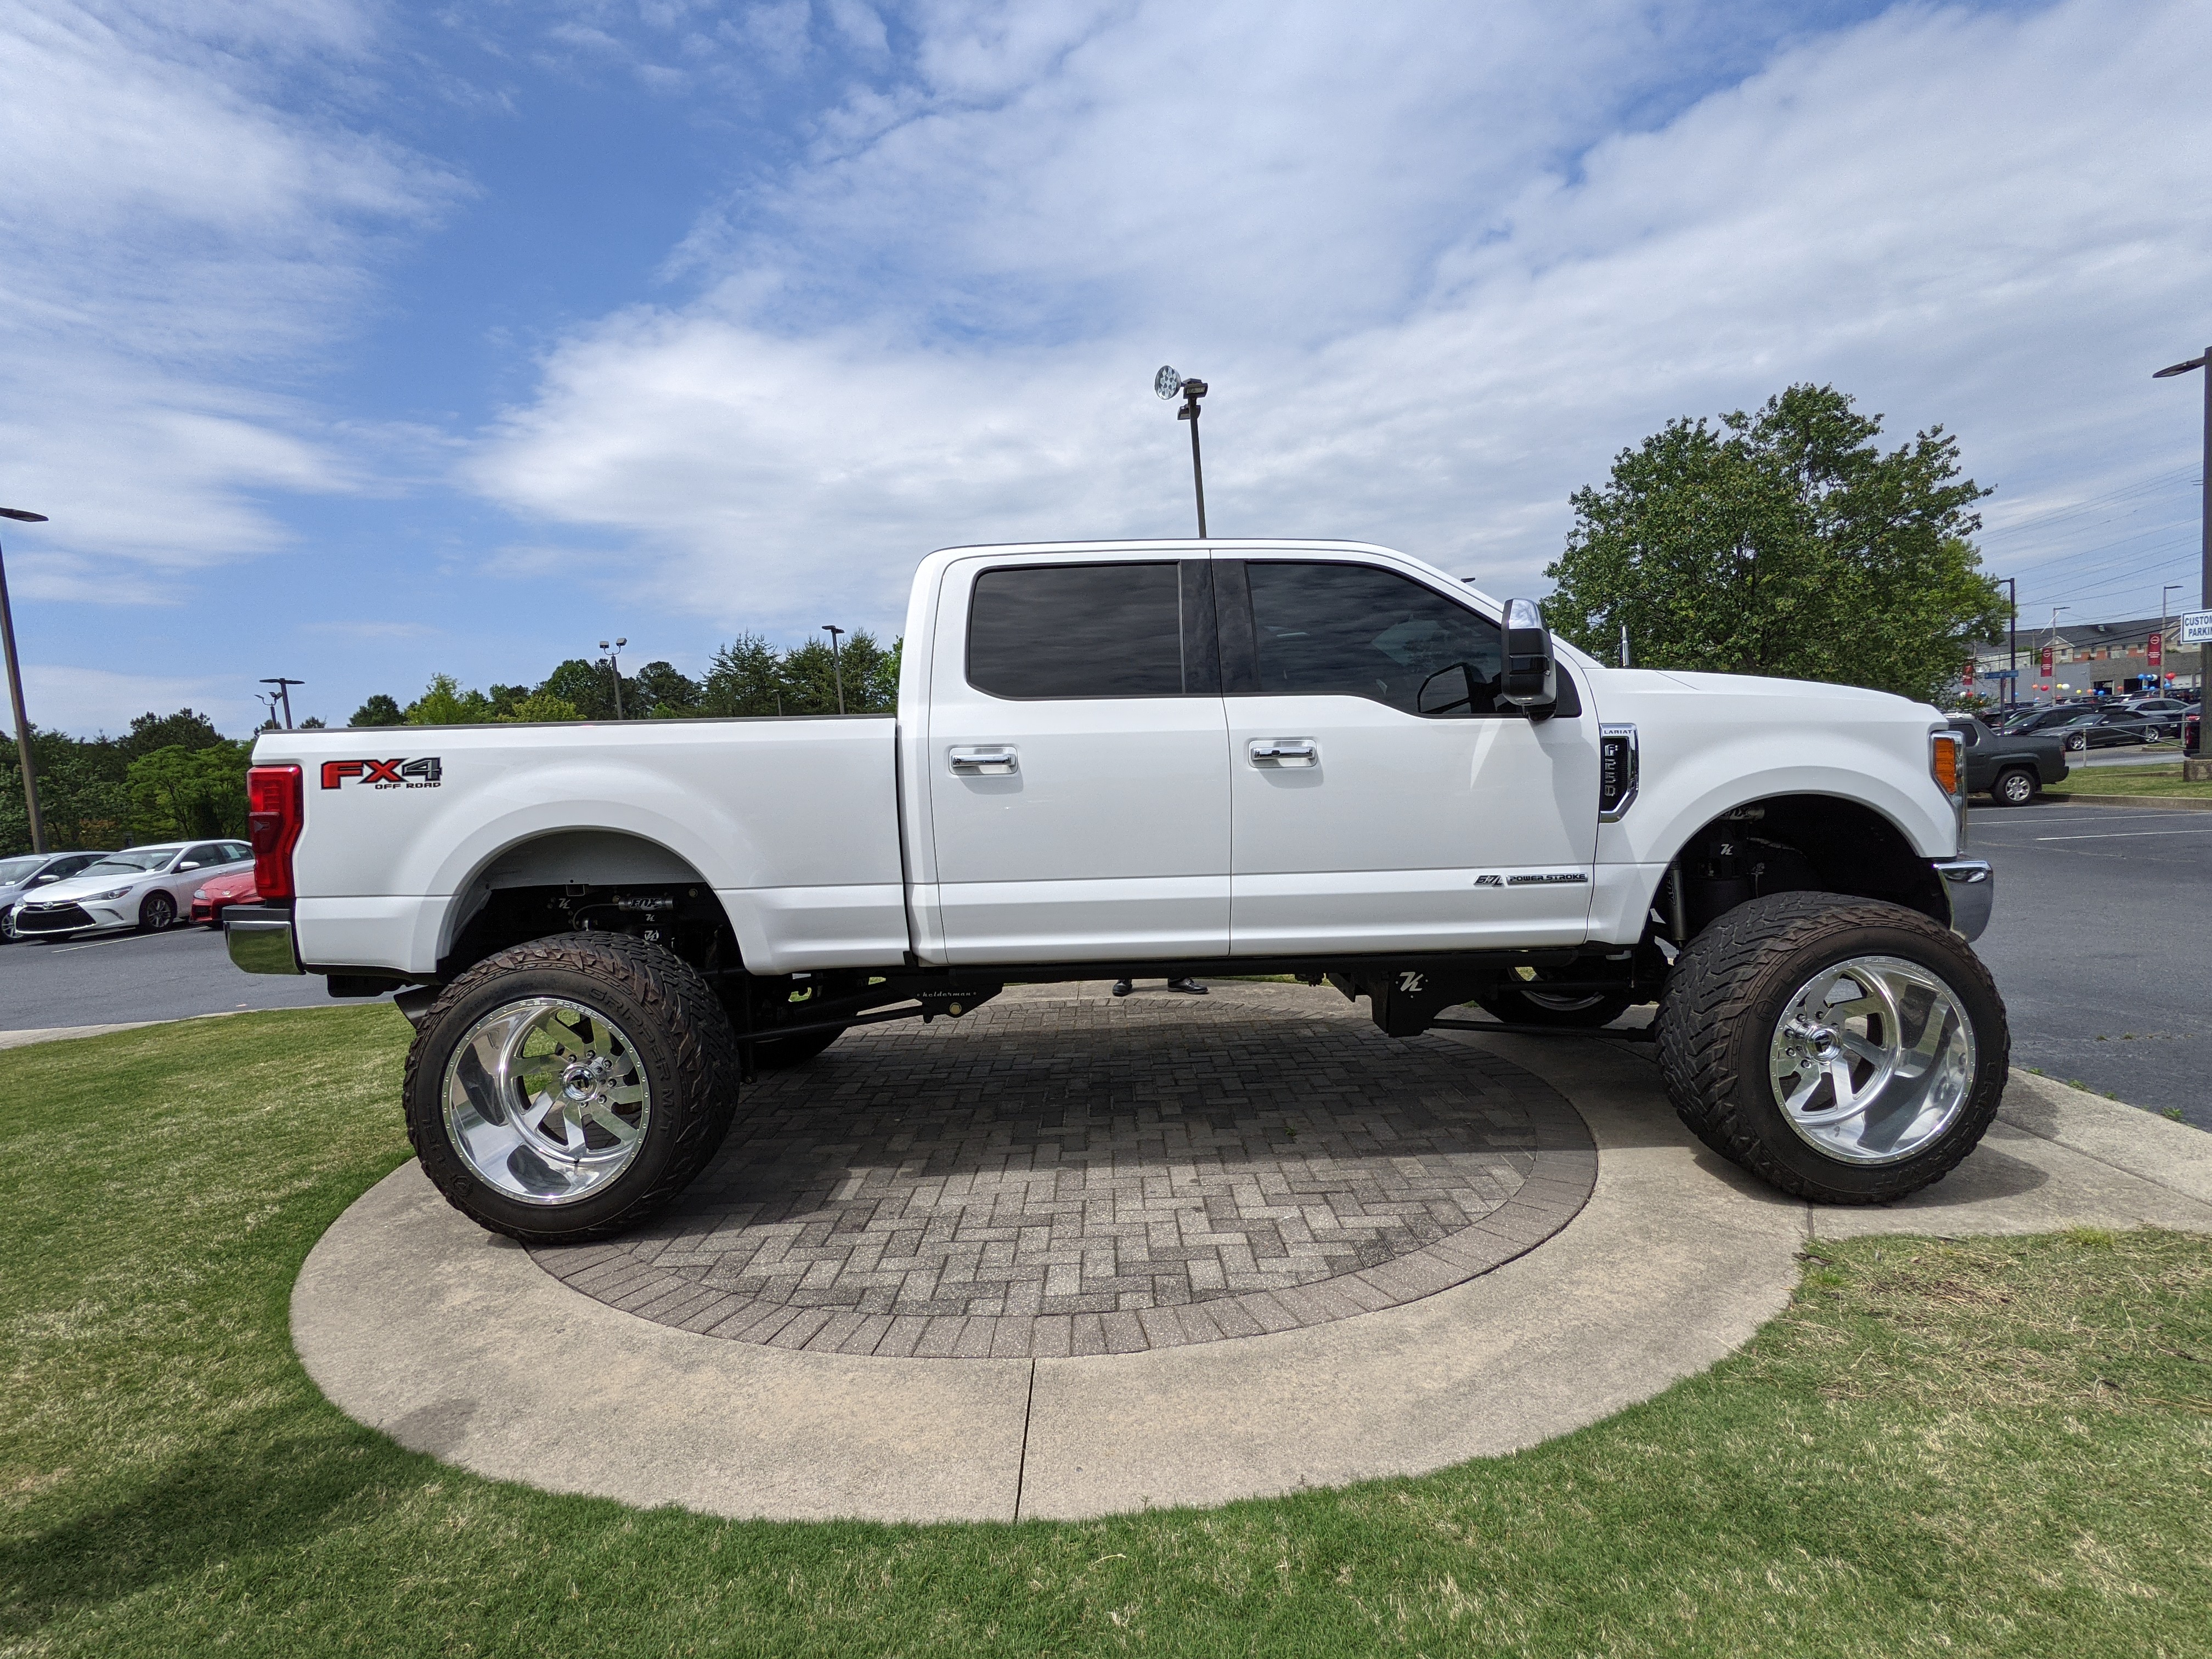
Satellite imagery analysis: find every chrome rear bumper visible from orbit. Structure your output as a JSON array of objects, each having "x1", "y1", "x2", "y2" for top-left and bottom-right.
[
  {"x1": 1933, "y1": 859, "x2": 1994, "y2": 943},
  {"x1": 225, "y1": 906, "x2": 303, "y2": 975}
]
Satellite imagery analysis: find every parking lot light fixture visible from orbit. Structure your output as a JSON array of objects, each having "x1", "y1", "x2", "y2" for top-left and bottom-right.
[
  {"x1": 2152, "y1": 348, "x2": 2209, "y2": 703},
  {"x1": 599, "y1": 638, "x2": 628, "y2": 719},
  {"x1": 822, "y1": 625, "x2": 846, "y2": 714},
  {"x1": 0, "y1": 506, "x2": 49, "y2": 855}
]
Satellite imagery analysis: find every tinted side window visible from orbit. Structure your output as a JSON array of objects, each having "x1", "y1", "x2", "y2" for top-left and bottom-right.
[
  {"x1": 183, "y1": 843, "x2": 224, "y2": 868},
  {"x1": 968, "y1": 562, "x2": 1186, "y2": 699},
  {"x1": 1245, "y1": 562, "x2": 1504, "y2": 716},
  {"x1": 221, "y1": 842, "x2": 252, "y2": 864}
]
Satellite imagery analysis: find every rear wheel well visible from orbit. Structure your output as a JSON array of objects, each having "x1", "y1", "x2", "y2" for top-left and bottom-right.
[{"x1": 1667, "y1": 794, "x2": 1945, "y2": 939}]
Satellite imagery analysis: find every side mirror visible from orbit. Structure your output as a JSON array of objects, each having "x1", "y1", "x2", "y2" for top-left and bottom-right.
[{"x1": 1499, "y1": 598, "x2": 1556, "y2": 713}]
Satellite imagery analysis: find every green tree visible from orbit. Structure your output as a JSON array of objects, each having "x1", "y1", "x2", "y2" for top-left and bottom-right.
[
  {"x1": 496, "y1": 691, "x2": 583, "y2": 723},
  {"x1": 120, "y1": 708, "x2": 224, "y2": 760},
  {"x1": 1543, "y1": 385, "x2": 2007, "y2": 703},
  {"x1": 349, "y1": 694, "x2": 404, "y2": 727},
  {"x1": 782, "y1": 630, "x2": 897, "y2": 715},
  {"x1": 1, "y1": 729, "x2": 132, "y2": 856},
  {"x1": 537, "y1": 658, "x2": 637, "y2": 721},
  {"x1": 634, "y1": 661, "x2": 702, "y2": 718},
  {"x1": 126, "y1": 741, "x2": 251, "y2": 842},
  {"x1": 404, "y1": 674, "x2": 496, "y2": 725},
  {"x1": 699, "y1": 634, "x2": 787, "y2": 716}
]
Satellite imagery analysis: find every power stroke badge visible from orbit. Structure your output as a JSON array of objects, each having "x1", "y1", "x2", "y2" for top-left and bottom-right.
[{"x1": 321, "y1": 758, "x2": 443, "y2": 791}]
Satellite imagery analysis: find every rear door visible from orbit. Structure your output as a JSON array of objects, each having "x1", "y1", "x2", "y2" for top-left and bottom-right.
[
  {"x1": 924, "y1": 556, "x2": 1230, "y2": 963},
  {"x1": 1218, "y1": 557, "x2": 1601, "y2": 954}
]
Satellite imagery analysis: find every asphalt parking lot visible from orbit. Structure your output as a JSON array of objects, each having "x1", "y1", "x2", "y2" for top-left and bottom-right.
[
  {"x1": 1971, "y1": 802, "x2": 2211, "y2": 1128},
  {"x1": 0, "y1": 921, "x2": 368, "y2": 1037},
  {"x1": 3, "y1": 812, "x2": 2204, "y2": 1128}
]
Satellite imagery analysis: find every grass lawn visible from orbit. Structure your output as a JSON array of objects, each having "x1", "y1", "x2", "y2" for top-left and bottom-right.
[
  {"x1": 2049, "y1": 760, "x2": 2212, "y2": 800},
  {"x1": 4, "y1": 1009, "x2": 2210, "y2": 1657}
]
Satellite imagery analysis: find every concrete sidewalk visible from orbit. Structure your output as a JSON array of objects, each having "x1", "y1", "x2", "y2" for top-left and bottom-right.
[{"x1": 291, "y1": 1030, "x2": 2212, "y2": 1525}]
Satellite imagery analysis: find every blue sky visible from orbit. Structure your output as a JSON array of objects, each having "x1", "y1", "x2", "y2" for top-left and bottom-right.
[{"x1": 2, "y1": 0, "x2": 2207, "y2": 735}]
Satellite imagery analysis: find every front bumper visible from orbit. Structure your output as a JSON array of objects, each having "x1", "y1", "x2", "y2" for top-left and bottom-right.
[
  {"x1": 12, "y1": 900, "x2": 128, "y2": 936},
  {"x1": 1933, "y1": 859, "x2": 1994, "y2": 943},
  {"x1": 225, "y1": 905, "x2": 303, "y2": 975}
]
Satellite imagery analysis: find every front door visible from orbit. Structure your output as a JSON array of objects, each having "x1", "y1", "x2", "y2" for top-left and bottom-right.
[
  {"x1": 925, "y1": 556, "x2": 1231, "y2": 964},
  {"x1": 1219, "y1": 557, "x2": 1600, "y2": 955}
]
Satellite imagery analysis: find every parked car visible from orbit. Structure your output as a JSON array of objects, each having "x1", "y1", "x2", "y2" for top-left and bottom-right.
[
  {"x1": 12, "y1": 839, "x2": 255, "y2": 939},
  {"x1": 1945, "y1": 716, "x2": 2068, "y2": 805},
  {"x1": 2053, "y1": 707, "x2": 2176, "y2": 750},
  {"x1": 229, "y1": 538, "x2": 2004, "y2": 1238},
  {"x1": 189, "y1": 866, "x2": 259, "y2": 926},
  {"x1": 0, "y1": 850, "x2": 114, "y2": 942},
  {"x1": 1999, "y1": 704, "x2": 2094, "y2": 736},
  {"x1": 2122, "y1": 696, "x2": 2193, "y2": 718}
]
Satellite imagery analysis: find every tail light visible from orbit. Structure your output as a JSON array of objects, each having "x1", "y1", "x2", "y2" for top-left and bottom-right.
[{"x1": 247, "y1": 764, "x2": 304, "y2": 900}]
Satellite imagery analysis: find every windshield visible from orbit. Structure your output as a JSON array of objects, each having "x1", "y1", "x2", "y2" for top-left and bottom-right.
[
  {"x1": 81, "y1": 849, "x2": 177, "y2": 876},
  {"x1": 0, "y1": 856, "x2": 44, "y2": 884}
]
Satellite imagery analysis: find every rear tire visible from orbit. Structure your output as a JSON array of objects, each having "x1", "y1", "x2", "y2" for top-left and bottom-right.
[
  {"x1": 1990, "y1": 766, "x2": 2037, "y2": 806},
  {"x1": 1656, "y1": 892, "x2": 2007, "y2": 1204},
  {"x1": 403, "y1": 932, "x2": 741, "y2": 1244}
]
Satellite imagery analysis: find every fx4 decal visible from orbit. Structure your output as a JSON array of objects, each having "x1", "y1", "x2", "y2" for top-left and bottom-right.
[{"x1": 321, "y1": 757, "x2": 443, "y2": 791}]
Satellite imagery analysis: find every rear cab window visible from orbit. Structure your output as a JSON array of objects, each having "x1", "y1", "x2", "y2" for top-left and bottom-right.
[{"x1": 966, "y1": 561, "x2": 1206, "y2": 699}]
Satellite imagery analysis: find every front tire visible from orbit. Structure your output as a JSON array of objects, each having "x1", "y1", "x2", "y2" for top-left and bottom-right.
[
  {"x1": 1990, "y1": 766, "x2": 2038, "y2": 806},
  {"x1": 138, "y1": 891, "x2": 177, "y2": 932},
  {"x1": 403, "y1": 932, "x2": 741, "y2": 1243},
  {"x1": 1656, "y1": 893, "x2": 2007, "y2": 1204}
]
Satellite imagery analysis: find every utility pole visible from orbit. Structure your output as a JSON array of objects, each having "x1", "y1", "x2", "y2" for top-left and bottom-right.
[
  {"x1": 2000, "y1": 576, "x2": 2017, "y2": 714},
  {"x1": 821, "y1": 625, "x2": 846, "y2": 714},
  {"x1": 1154, "y1": 366, "x2": 1210, "y2": 537},
  {"x1": 0, "y1": 507, "x2": 47, "y2": 854},
  {"x1": 259, "y1": 676, "x2": 303, "y2": 729},
  {"x1": 2153, "y1": 347, "x2": 2209, "y2": 754},
  {"x1": 598, "y1": 638, "x2": 627, "y2": 719}
]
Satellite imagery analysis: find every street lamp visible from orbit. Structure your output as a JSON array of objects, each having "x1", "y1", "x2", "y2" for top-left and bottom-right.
[
  {"x1": 2153, "y1": 346, "x2": 2209, "y2": 715},
  {"x1": 0, "y1": 507, "x2": 47, "y2": 853},
  {"x1": 821, "y1": 625, "x2": 846, "y2": 715},
  {"x1": 259, "y1": 676, "x2": 303, "y2": 730},
  {"x1": 1154, "y1": 365, "x2": 1210, "y2": 537},
  {"x1": 2162, "y1": 583, "x2": 2182, "y2": 688},
  {"x1": 598, "y1": 637, "x2": 628, "y2": 719}
]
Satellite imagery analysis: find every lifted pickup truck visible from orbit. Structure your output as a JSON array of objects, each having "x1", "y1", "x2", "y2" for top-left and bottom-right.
[{"x1": 230, "y1": 540, "x2": 2002, "y2": 1243}]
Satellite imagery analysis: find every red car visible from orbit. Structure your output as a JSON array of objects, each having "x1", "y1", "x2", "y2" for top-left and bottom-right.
[{"x1": 190, "y1": 867, "x2": 258, "y2": 926}]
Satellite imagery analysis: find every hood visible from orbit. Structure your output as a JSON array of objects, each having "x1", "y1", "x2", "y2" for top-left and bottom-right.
[
  {"x1": 26, "y1": 865, "x2": 173, "y2": 904},
  {"x1": 1644, "y1": 668, "x2": 1925, "y2": 709},
  {"x1": 198, "y1": 870, "x2": 258, "y2": 898}
]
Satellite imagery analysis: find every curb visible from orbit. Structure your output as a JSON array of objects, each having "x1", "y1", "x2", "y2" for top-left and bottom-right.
[{"x1": 2036, "y1": 791, "x2": 2212, "y2": 811}]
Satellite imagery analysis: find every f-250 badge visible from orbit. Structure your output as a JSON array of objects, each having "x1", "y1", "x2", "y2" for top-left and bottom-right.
[{"x1": 321, "y1": 757, "x2": 443, "y2": 791}]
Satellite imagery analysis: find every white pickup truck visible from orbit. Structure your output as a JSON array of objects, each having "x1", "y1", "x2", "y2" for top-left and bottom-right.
[{"x1": 230, "y1": 539, "x2": 2001, "y2": 1244}]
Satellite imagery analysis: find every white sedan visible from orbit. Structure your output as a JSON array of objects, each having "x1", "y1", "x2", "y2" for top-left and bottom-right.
[{"x1": 9, "y1": 839, "x2": 255, "y2": 940}]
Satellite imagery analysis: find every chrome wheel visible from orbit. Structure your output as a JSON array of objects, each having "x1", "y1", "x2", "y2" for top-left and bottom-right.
[
  {"x1": 1768, "y1": 955, "x2": 1975, "y2": 1166},
  {"x1": 441, "y1": 997, "x2": 653, "y2": 1205}
]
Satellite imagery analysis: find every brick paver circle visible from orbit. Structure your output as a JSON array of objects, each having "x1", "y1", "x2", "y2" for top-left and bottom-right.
[{"x1": 529, "y1": 983, "x2": 1596, "y2": 1359}]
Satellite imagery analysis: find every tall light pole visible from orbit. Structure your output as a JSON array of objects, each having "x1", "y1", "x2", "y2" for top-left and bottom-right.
[
  {"x1": 2153, "y1": 346, "x2": 2209, "y2": 713},
  {"x1": 2161, "y1": 583, "x2": 2182, "y2": 689},
  {"x1": 1154, "y1": 365, "x2": 1210, "y2": 537},
  {"x1": 821, "y1": 625, "x2": 846, "y2": 715},
  {"x1": 259, "y1": 676, "x2": 303, "y2": 730},
  {"x1": 2046, "y1": 606, "x2": 2069, "y2": 704},
  {"x1": 598, "y1": 638, "x2": 627, "y2": 719},
  {"x1": 1999, "y1": 576, "x2": 2018, "y2": 713},
  {"x1": 0, "y1": 507, "x2": 47, "y2": 854}
]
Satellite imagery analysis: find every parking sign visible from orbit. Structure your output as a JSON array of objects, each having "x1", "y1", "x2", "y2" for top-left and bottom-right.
[{"x1": 2182, "y1": 610, "x2": 2212, "y2": 646}]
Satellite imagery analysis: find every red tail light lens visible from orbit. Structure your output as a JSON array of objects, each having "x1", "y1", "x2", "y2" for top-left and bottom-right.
[{"x1": 247, "y1": 764, "x2": 304, "y2": 900}]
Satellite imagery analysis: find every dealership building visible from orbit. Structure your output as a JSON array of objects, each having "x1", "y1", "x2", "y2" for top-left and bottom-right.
[{"x1": 1966, "y1": 614, "x2": 2199, "y2": 705}]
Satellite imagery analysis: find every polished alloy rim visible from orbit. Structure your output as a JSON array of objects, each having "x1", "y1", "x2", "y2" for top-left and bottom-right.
[
  {"x1": 441, "y1": 997, "x2": 653, "y2": 1205},
  {"x1": 1769, "y1": 955, "x2": 1974, "y2": 1166}
]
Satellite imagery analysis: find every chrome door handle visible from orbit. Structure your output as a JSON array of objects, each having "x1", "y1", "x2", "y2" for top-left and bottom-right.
[
  {"x1": 1248, "y1": 739, "x2": 1318, "y2": 768},
  {"x1": 949, "y1": 746, "x2": 1018, "y2": 775}
]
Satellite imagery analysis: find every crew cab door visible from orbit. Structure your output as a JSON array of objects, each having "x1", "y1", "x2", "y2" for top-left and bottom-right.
[
  {"x1": 1217, "y1": 557, "x2": 1601, "y2": 953},
  {"x1": 922, "y1": 555, "x2": 1229, "y2": 963}
]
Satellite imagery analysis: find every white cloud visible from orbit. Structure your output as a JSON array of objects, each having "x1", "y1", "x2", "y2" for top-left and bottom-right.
[
  {"x1": 21, "y1": 662, "x2": 258, "y2": 737},
  {"x1": 469, "y1": 0, "x2": 2212, "y2": 638},
  {"x1": 0, "y1": 0, "x2": 460, "y2": 592}
]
